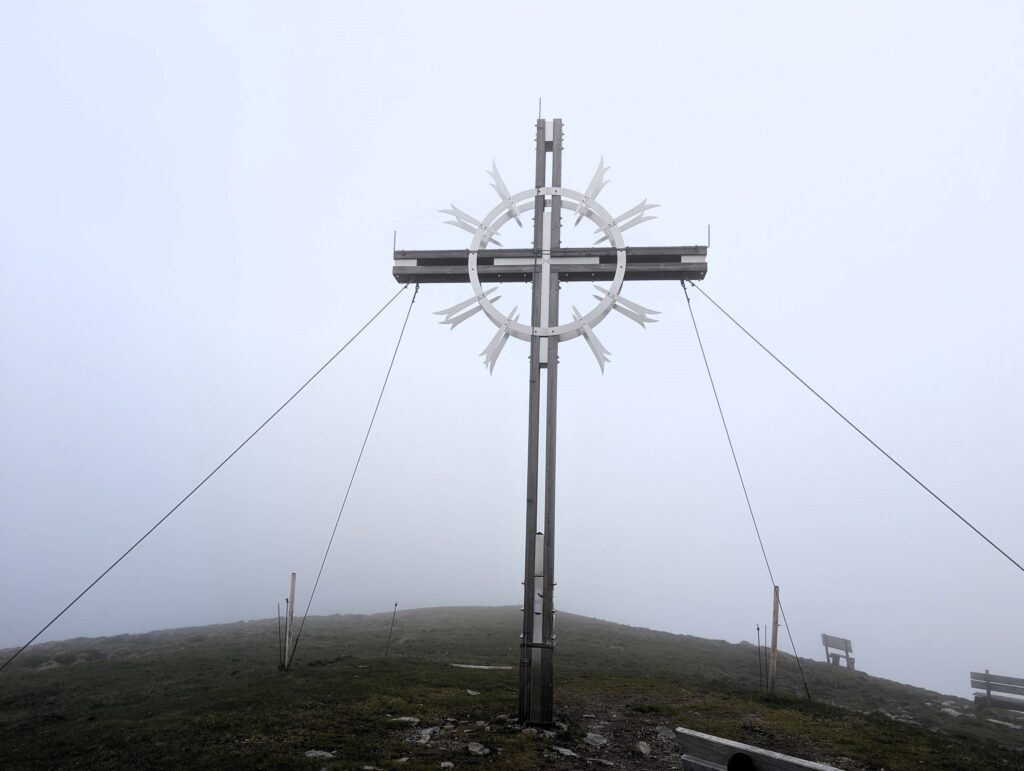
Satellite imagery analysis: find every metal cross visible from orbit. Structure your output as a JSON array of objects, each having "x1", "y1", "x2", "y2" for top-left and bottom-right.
[{"x1": 393, "y1": 118, "x2": 708, "y2": 724}]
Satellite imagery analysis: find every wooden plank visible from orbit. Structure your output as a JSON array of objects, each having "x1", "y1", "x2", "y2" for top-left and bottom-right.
[
  {"x1": 970, "y1": 672, "x2": 1024, "y2": 689},
  {"x1": 820, "y1": 634, "x2": 852, "y2": 654},
  {"x1": 972, "y1": 680, "x2": 1024, "y2": 697},
  {"x1": 975, "y1": 693, "x2": 1024, "y2": 712},
  {"x1": 674, "y1": 727, "x2": 843, "y2": 771}
]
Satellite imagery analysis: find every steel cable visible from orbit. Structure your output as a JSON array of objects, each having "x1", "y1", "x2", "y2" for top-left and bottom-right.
[
  {"x1": 287, "y1": 285, "x2": 419, "y2": 666},
  {"x1": 687, "y1": 282, "x2": 1024, "y2": 576},
  {"x1": 0, "y1": 284, "x2": 409, "y2": 673},
  {"x1": 683, "y1": 283, "x2": 812, "y2": 701}
]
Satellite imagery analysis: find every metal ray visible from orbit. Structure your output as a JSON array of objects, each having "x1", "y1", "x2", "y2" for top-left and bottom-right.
[
  {"x1": 592, "y1": 285, "x2": 660, "y2": 326},
  {"x1": 593, "y1": 199, "x2": 659, "y2": 244},
  {"x1": 439, "y1": 203, "x2": 482, "y2": 226},
  {"x1": 440, "y1": 204, "x2": 503, "y2": 246},
  {"x1": 487, "y1": 161, "x2": 523, "y2": 227},
  {"x1": 480, "y1": 307, "x2": 519, "y2": 373},
  {"x1": 572, "y1": 306, "x2": 611, "y2": 372},
  {"x1": 441, "y1": 302, "x2": 489, "y2": 329},
  {"x1": 594, "y1": 297, "x2": 654, "y2": 327},
  {"x1": 434, "y1": 286, "x2": 499, "y2": 319},
  {"x1": 574, "y1": 157, "x2": 610, "y2": 226}
]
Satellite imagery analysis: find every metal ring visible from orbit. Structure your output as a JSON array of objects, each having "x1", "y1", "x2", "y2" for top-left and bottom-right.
[{"x1": 466, "y1": 187, "x2": 626, "y2": 341}]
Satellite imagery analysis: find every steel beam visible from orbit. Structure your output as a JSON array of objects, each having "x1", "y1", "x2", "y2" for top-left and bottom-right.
[{"x1": 393, "y1": 246, "x2": 708, "y2": 284}]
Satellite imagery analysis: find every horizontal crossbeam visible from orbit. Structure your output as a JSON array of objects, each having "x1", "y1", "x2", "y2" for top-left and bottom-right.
[{"x1": 393, "y1": 245, "x2": 708, "y2": 284}]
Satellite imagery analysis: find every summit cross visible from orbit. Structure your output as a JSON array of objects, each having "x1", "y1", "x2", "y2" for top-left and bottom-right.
[{"x1": 393, "y1": 118, "x2": 708, "y2": 724}]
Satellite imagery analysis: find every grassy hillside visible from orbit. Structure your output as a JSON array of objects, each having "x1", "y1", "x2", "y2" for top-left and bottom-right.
[{"x1": 1, "y1": 607, "x2": 1021, "y2": 769}]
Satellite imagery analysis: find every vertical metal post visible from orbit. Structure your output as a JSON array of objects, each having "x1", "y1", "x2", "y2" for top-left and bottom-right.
[
  {"x1": 539, "y1": 118, "x2": 562, "y2": 721},
  {"x1": 520, "y1": 117, "x2": 561, "y2": 725},
  {"x1": 384, "y1": 602, "x2": 398, "y2": 660},
  {"x1": 768, "y1": 585, "x2": 780, "y2": 694},
  {"x1": 520, "y1": 118, "x2": 547, "y2": 724}
]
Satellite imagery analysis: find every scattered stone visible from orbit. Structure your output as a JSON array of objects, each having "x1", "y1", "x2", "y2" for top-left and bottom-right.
[
  {"x1": 941, "y1": 708, "x2": 962, "y2": 717},
  {"x1": 467, "y1": 741, "x2": 490, "y2": 756},
  {"x1": 419, "y1": 726, "x2": 442, "y2": 743},
  {"x1": 440, "y1": 763, "x2": 455, "y2": 769},
  {"x1": 390, "y1": 716, "x2": 420, "y2": 726},
  {"x1": 395, "y1": 759, "x2": 409, "y2": 764},
  {"x1": 466, "y1": 689, "x2": 480, "y2": 696},
  {"x1": 987, "y1": 718, "x2": 1022, "y2": 730},
  {"x1": 304, "y1": 750, "x2": 334, "y2": 759},
  {"x1": 541, "y1": 729, "x2": 556, "y2": 738},
  {"x1": 475, "y1": 720, "x2": 486, "y2": 727},
  {"x1": 583, "y1": 713, "x2": 596, "y2": 718},
  {"x1": 552, "y1": 746, "x2": 578, "y2": 757},
  {"x1": 555, "y1": 720, "x2": 569, "y2": 732},
  {"x1": 655, "y1": 726, "x2": 675, "y2": 740},
  {"x1": 584, "y1": 732, "x2": 608, "y2": 748},
  {"x1": 521, "y1": 727, "x2": 538, "y2": 735},
  {"x1": 589, "y1": 760, "x2": 615, "y2": 767},
  {"x1": 635, "y1": 740, "x2": 652, "y2": 757}
]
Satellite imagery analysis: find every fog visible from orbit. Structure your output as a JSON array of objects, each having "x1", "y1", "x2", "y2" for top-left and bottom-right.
[{"x1": 2, "y1": 2, "x2": 1022, "y2": 700}]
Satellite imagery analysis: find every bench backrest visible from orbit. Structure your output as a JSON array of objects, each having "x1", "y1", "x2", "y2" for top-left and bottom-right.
[
  {"x1": 971, "y1": 671, "x2": 1024, "y2": 697},
  {"x1": 821, "y1": 634, "x2": 852, "y2": 654}
]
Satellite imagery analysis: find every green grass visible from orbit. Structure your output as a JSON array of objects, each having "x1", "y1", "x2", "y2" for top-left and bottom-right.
[{"x1": 1, "y1": 607, "x2": 1021, "y2": 769}]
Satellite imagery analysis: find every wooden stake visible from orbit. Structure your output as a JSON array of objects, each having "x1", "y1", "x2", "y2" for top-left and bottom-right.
[
  {"x1": 277, "y1": 602, "x2": 284, "y2": 669},
  {"x1": 756, "y1": 624, "x2": 763, "y2": 694},
  {"x1": 768, "y1": 586, "x2": 780, "y2": 694},
  {"x1": 285, "y1": 572, "x2": 296, "y2": 670}
]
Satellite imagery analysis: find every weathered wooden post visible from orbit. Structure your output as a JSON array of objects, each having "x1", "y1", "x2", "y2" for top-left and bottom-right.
[
  {"x1": 768, "y1": 585, "x2": 780, "y2": 694},
  {"x1": 757, "y1": 624, "x2": 764, "y2": 693},
  {"x1": 284, "y1": 572, "x2": 296, "y2": 670},
  {"x1": 277, "y1": 602, "x2": 284, "y2": 668}
]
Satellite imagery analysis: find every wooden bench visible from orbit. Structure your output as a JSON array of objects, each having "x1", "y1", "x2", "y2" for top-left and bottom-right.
[
  {"x1": 971, "y1": 670, "x2": 1024, "y2": 711},
  {"x1": 821, "y1": 634, "x2": 854, "y2": 670},
  {"x1": 675, "y1": 727, "x2": 842, "y2": 771}
]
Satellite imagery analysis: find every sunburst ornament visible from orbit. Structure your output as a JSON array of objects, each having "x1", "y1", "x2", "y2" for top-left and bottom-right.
[{"x1": 433, "y1": 158, "x2": 660, "y2": 372}]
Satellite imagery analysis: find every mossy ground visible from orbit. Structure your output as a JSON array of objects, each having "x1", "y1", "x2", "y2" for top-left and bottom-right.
[{"x1": 1, "y1": 607, "x2": 1021, "y2": 769}]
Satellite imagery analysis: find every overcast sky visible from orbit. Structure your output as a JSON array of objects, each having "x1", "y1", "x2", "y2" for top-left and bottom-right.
[{"x1": 2, "y1": 2, "x2": 1022, "y2": 700}]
